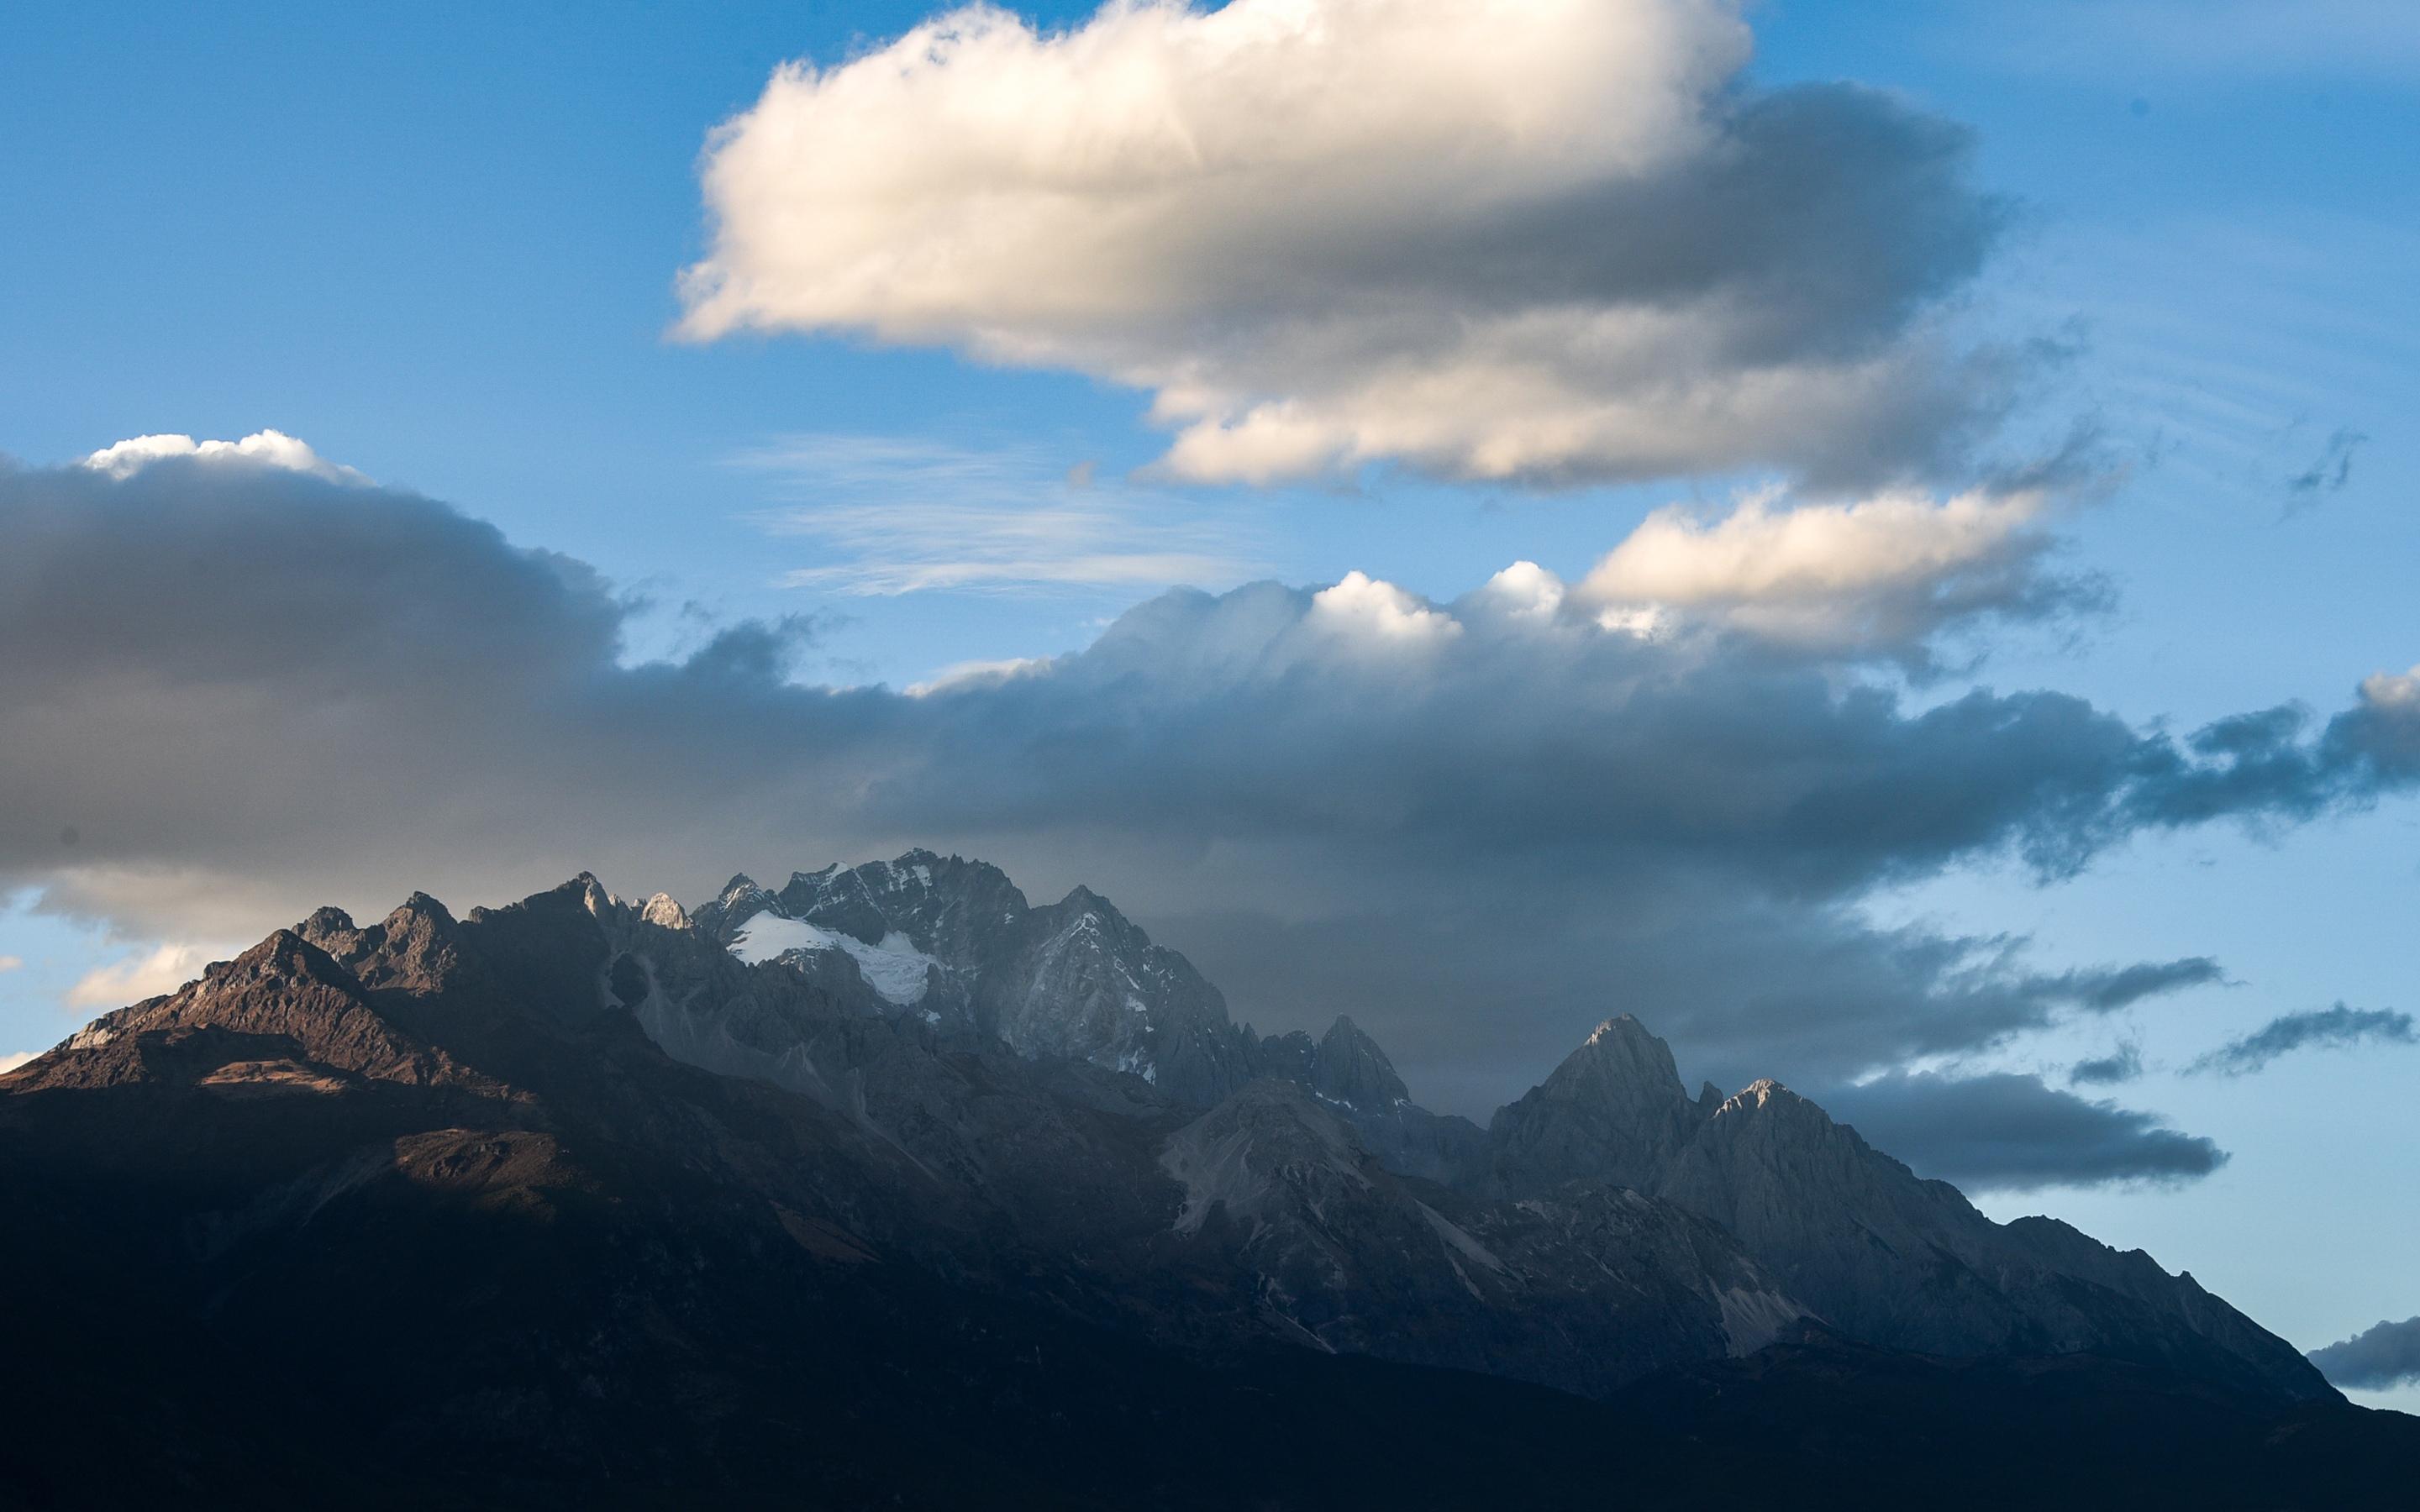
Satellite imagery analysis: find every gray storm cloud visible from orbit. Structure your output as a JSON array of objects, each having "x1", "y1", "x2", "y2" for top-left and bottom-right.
[
  {"x1": 6, "y1": 451, "x2": 2417, "y2": 1147},
  {"x1": 1819, "y1": 1068, "x2": 2226, "y2": 1192},
  {"x1": 2308, "y1": 1315, "x2": 2420, "y2": 1392}
]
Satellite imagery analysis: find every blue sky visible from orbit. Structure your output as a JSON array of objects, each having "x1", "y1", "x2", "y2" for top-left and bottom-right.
[{"x1": 3, "y1": 1, "x2": 2416, "y2": 1405}]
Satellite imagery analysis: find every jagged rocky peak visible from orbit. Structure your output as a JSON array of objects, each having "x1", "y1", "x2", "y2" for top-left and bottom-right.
[
  {"x1": 1248, "y1": 1016, "x2": 1411, "y2": 1113},
  {"x1": 292, "y1": 889, "x2": 465, "y2": 992},
  {"x1": 1486, "y1": 1014, "x2": 1702, "y2": 1194},
  {"x1": 1313, "y1": 1016, "x2": 1412, "y2": 1110},
  {"x1": 1543, "y1": 1015, "x2": 1692, "y2": 1112},
  {"x1": 773, "y1": 849, "x2": 1031, "y2": 961},
  {"x1": 989, "y1": 872, "x2": 1253, "y2": 1102},
  {"x1": 1571, "y1": 1015, "x2": 1688, "y2": 1091},
  {"x1": 687, "y1": 873, "x2": 771, "y2": 938},
  {"x1": 300, "y1": 905, "x2": 355, "y2": 939},
  {"x1": 1723, "y1": 1077, "x2": 1802, "y2": 1111},
  {"x1": 1693, "y1": 1078, "x2": 1849, "y2": 1145},
  {"x1": 570, "y1": 872, "x2": 615, "y2": 916},
  {"x1": 21, "y1": 921, "x2": 462, "y2": 1094}
]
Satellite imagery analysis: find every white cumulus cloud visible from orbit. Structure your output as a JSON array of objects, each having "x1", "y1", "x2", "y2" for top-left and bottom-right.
[
  {"x1": 1574, "y1": 486, "x2": 2056, "y2": 654},
  {"x1": 1470, "y1": 561, "x2": 1567, "y2": 625},
  {"x1": 1311, "y1": 571, "x2": 1464, "y2": 647},
  {"x1": 2360, "y1": 664, "x2": 2420, "y2": 711},
  {"x1": 82, "y1": 429, "x2": 367, "y2": 484},
  {"x1": 680, "y1": 0, "x2": 2010, "y2": 487}
]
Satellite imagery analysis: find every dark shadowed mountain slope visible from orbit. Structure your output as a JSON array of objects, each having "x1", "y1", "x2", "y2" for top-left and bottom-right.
[
  {"x1": 624, "y1": 853, "x2": 2332, "y2": 1404},
  {"x1": 0, "y1": 880, "x2": 1778, "y2": 1396},
  {"x1": 1607, "y1": 1320, "x2": 2420, "y2": 1512},
  {"x1": 1, "y1": 865, "x2": 2393, "y2": 1509},
  {"x1": 1485, "y1": 1016, "x2": 2329, "y2": 1402}
]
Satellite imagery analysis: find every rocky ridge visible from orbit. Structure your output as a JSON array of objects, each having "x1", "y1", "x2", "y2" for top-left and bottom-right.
[{"x1": 3, "y1": 853, "x2": 2333, "y2": 1425}]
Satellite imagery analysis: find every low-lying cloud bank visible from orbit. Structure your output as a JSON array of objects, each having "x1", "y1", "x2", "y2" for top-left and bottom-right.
[
  {"x1": 7, "y1": 448, "x2": 2416, "y2": 1170},
  {"x1": 2308, "y1": 1316, "x2": 2420, "y2": 1392},
  {"x1": 680, "y1": 0, "x2": 2020, "y2": 489},
  {"x1": 1822, "y1": 1068, "x2": 2226, "y2": 1192}
]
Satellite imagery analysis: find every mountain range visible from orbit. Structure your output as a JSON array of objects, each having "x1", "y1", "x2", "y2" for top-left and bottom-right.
[{"x1": 2, "y1": 851, "x2": 2409, "y2": 1509}]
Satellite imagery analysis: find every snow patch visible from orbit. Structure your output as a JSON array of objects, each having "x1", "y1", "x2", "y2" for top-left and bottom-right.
[{"x1": 729, "y1": 915, "x2": 939, "y2": 1006}]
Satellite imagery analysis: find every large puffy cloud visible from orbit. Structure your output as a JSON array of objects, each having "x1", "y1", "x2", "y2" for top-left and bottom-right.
[
  {"x1": 2308, "y1": 1316, "x2": 2420, "y2": 1392},
  {"x1": 678, "y1": 0, "x2": 2013, "y2": 487},
  {"x1": 6, "y1": 452, "x2": 2415, "y2": 1126},
  {"x1": 1820, "y1": 1069, "x2": 2227, "y2": 1192}
]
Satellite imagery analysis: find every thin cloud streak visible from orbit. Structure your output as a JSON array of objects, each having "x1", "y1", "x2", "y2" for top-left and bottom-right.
[
  {"x1": 731, "y1": 433, "x2": 1266, "y2": 596},
  {"x1": 2188, "y1": 1003, "x2": 2417, "y2": 1077}
]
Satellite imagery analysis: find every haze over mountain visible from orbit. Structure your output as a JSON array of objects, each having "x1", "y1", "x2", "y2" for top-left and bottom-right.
[{"x1": 7, "y1": 852, "x2": 2404, "y2": 1506}]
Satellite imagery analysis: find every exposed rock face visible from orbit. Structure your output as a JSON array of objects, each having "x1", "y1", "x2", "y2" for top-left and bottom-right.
[
  {"x1": 981, "y1": 885, "x2": 1256, "y2": 1104},
  {"x1": 1484, "y1": 1034, "x2": 2332, "y2": 1403},
  {"x1": 1155, "y1": 1080, "x2": 1804, "y2": 1396},
  {"x1": 684, "y1": 852, "x2": 1260, "y2": 1105},
  {"x1": 1258, "y1": 1015, "x2": 1410, "y2": 1112},
  {"x1": 29, "y1": 920, "x2": 494, "y2": 1097},
  {"x1": 1655, "y1": 1079, "x2": 2323, "y2": 1401},
  {"x1": 1486, "y1": 1014, "x2": 1703, "y2": 1194}
]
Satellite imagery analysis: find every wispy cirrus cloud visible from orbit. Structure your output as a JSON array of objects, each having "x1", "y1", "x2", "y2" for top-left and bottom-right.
[
  {"x1": 731, "y1": 434, "x2": 1266, "y2": 596},
  {"x1": 1948, "y1": 1, "x2": 2420, "y2": 86},
  {"x1": 2283, "y1": 427, "x2": 2367, "y2": 517}
]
